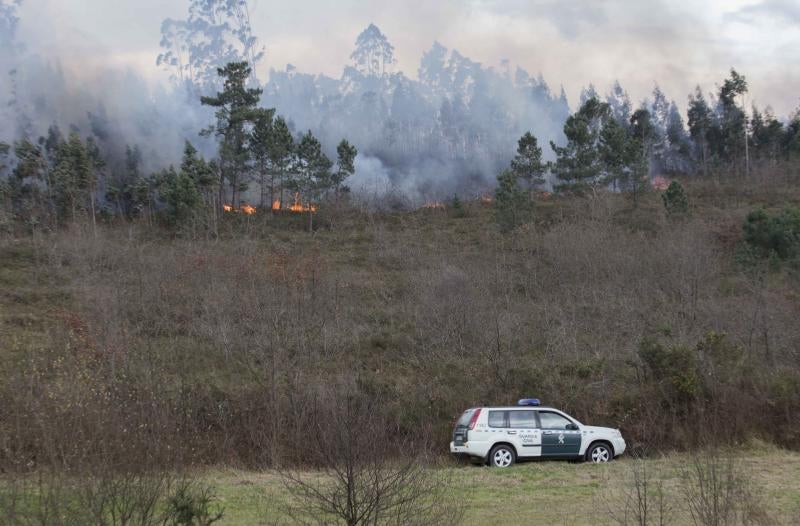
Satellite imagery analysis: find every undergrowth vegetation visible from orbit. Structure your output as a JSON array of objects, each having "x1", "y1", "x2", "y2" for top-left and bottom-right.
[{"x1": 1, "y1": 176, "x2": 799, "y2": 480}]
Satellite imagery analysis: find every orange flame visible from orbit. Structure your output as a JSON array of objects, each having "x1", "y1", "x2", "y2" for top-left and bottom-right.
[
  {"x1": 272, "y1": 200, "x2": 282, "y2": 211},
  {"x1": 224, "y1": 204, "x2": 257, "y2": 215},
  {"x1": 652, "y1": 176, "x2": 670, "y2": 191},
  {"x1": 289, "y1": 193, "x2": 318, "y2": 213},
  {"x1": 480, "y1": 195, "x2": 494, "y2": 204},
  {"x1": 422, "y1": 201, "x2": 445, "y2": 210}
]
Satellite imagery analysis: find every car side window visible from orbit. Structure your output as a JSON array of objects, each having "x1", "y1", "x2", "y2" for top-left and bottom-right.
[
  {"x1": 538, "y1": 411, "x2": 572, "y2": 430},
  {"x1": 508, "y1": 410, "x2": 538, "y2": 429},
  {"x1": 488, "y1": 410, "x2": 508, "y2": 428}
]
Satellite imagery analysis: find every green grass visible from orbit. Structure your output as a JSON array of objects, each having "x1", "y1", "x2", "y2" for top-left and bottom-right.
[{"x1": 198, "y1": 449, "x2": 800, "y2": 525}]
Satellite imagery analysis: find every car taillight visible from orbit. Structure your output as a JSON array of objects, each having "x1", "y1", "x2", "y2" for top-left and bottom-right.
[{"x1": 468, "y1": 408, "x2": 482, "y2": 430}]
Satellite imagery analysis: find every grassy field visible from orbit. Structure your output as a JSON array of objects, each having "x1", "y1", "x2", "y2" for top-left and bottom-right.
[{"x1": 201, "y1": 448, "x2": 800, "y2": 525}]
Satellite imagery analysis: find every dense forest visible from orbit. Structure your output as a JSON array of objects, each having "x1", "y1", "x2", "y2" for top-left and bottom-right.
[{"x1": 3, "y1": 0, "x2": 799, "y2": 218}]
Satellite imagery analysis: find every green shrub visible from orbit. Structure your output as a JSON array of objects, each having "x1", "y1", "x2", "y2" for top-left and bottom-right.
[
  {"x1": 450, "y1": 194, "x2": 466, "y2": 218},
  {"x1": 742, "y1": 206, "x2": 800, "y2": 261},
  {"x1": 638, "y1": 338, "x2": 700, "y2": 404},
  {"x1": 163, "y1": 481, "x2": 224, "y2": 526},
  {"x1": 662, "y1": 181, "x2": 689, "y2": 216}
]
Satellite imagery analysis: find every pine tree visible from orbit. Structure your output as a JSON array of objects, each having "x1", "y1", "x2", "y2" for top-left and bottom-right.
[
  {"x1": 665, "y1": 102, "x2": 692, "y2": 174},
  {"x1": 84, "y1": 136, "x2": 104, "y2": 233},
  {"x1": 662, "y1": 181, "x2": 689, "y2": 216},
  {"x1": 180, "y1": 141, "x2": 216, "y2": 206},
  {"x1": 250, "y1": 107, "x2": 276, "y2": 207},
  {"x1": 687, "y1": 86, "x2": 713, "y2": 176},
  {"x1": 0, "y1": 142, "x2": 13, "y2": 215},
  {"x1": 599, "y1": 117, "x2": 631, "y2": 192},
  {"x1": 333, "y1": 139, "x2": 357, "y2": 194},
  {"x1": 579, "y1": 84, "x2": 599, "y2": 107},
  {"x1": 268, "y1": 116, "x2": 295, "y2": 209},
  {"x1": 510, "y1": 132, "x2": 546, "y2": 196},
  {"x1": 494, "y1": 170, "x2": 530, "y2": 232},
  {"x1": 716, "y1": 69, "x2": 749, "y2": 174},
  {"x1": 627, "y1": 109, "x2": 655, "y2": 204},
  {"x1": 157, "y1": 166, "x2": 201, "y2": 226},
  {"x1": 0, "y1": 142, "x2": 9, "y2": 172},
  {"x1": 292, "y1": 131, "x2": 332, "y2": 231},
  {"x1": 51, "y1": 132, "x2": 92, "y2": 223},
  {"x1": 12, "y1": 138, "x2": 47, "y2": 216},
  {"x1": 551, "y1": 98, "x2": 611, "y2": 194},
  {"x1": 606, "y1": 81, "x2": 632, "y2": 125},
  {"x1": 201, "y1": 61, "x2": 263, "y2": 210},
  {"x1": 450, "y1": 193, "x2": 466, "y2": 218}
]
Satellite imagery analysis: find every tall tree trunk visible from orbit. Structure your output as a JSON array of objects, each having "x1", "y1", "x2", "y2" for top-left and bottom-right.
[
  {"x1": 89, "y1": 187, "x2": 97, "y2": 238},
  {"x1": 270, "y1": 172, "x2": 276, "y2": 212},
  {"x1": 260, "y1": 168, "x2": 266, "y2": 209},
  {"x1": 218, "y1": 162, "x2": 226, "y2": 214}
]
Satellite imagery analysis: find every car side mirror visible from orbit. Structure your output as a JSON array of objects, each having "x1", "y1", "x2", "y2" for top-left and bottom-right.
[{"x1": 566, "y1": 423, "x2": 579, "y2": 431}]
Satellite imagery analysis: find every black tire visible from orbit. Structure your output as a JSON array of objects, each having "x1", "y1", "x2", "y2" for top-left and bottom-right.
[
  {"x1": 586, "y1": 442, "x2": 613, "y2": 463},
  {"x1": 489, "y1": 444, "x2": 516, "y2": 468}
]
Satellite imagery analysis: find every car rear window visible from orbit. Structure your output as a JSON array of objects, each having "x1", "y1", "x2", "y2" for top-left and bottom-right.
[
  {"x1": 488, "y1": 410, "x2": 507, "y2": 428},
  {"x1": 509, "y1": 410, "x2": 538, "y2": 428},
  {"x1": 456, "y1": 409, "x2": 476, "y2": 427}
]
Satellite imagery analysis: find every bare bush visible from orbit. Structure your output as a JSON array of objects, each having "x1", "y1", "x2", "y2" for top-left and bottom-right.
[
  {"x1": 280, "y1": 391, "x2": 463, "y2": 526},
  {"x1": 679, "y1": 449, "x2": 772, "y2": 526},
  {"x1": 603, "y1": 450, "x2": 674, "y2": 526}
]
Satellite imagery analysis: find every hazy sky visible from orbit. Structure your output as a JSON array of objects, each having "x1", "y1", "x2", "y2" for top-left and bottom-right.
[{"x1": 17, "y1": 0, "x2": 800, "y2": 116}]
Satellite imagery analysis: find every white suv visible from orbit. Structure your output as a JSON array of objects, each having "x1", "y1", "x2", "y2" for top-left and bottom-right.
[{"x1": 449, "y1": 399, "x2": 626, "y2": 467}]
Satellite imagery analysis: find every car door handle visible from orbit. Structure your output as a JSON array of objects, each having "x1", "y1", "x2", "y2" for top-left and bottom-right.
[
  {"x1": 543, "y1": 431, "x2": 554, "y2": 435},
  {"x1": 507, "y1": 431, "x2": 517, "y2": 435}
]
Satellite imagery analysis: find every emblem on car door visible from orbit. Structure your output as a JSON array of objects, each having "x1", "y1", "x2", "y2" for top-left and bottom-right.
[{"x1": 558, "y1": 432, "x2": 565, "y2": 444}]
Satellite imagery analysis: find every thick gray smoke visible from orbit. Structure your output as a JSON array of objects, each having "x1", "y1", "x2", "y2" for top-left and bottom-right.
[
  {"x1": 0, "y1": 1, "x2": 693, "y2": 203},
  {"x1": 260, "y1": 29, "x2": 571, "y2": 200},
  {"x1": 1, "y1": 1, "x2": 576, "y2": 200},
  {"x1": 0, "y1": 0, "x2": 217, "y2": 178}
]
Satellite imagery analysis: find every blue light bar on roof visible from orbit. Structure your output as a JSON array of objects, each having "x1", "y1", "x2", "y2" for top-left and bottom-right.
[{"x1": 517, "y1": 398, "x2": 541, "y2": 406}]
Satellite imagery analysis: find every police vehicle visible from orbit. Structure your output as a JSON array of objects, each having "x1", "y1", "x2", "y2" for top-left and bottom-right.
[{"x1": 449, "y1": 399, "x2": 626, "y2": 467}]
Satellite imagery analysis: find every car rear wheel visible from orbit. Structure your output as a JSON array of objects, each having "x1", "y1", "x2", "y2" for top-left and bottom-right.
[
  {"x1": 587, "y1": 442, "x2": 612, "y2": 463},
  {"x1": 489, "y1": 445, "x2": 516, "y2": 468}
]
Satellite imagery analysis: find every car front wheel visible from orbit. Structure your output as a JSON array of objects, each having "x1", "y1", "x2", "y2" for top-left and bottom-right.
[
  {"x1": 587, "y1": 443, "x2": 612, "y2": 463},
  {"x1": 489, "y1": 445, "x2": 516, "y2": 468}
]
